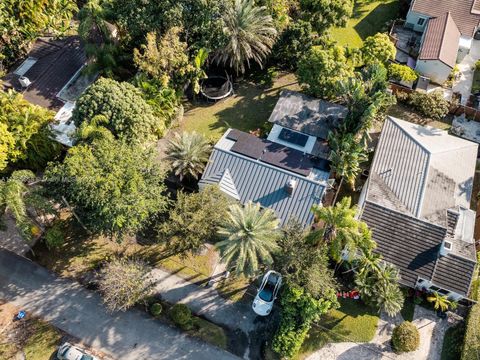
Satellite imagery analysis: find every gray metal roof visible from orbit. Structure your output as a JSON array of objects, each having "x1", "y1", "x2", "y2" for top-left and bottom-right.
[
  {"x1": 268, "y1": 90, "x2": 348, "y2": 139},
  {"x1": 199, "y1": 143, "x2": 328, "y2": 227}
]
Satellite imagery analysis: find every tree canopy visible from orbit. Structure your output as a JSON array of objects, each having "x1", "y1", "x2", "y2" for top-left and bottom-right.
[
  {"x1": 299, "y1": 0, "x2": 353, "y2": 33},
  {"x1": 361, "y1": 33, "x2": 396, "y2": 66},
  {"x1": 45, "y1": 136, "x2": 169, "y2": 239},
  {"x1": 72, "y1": 78, "x2": 164, "y2": 143}
]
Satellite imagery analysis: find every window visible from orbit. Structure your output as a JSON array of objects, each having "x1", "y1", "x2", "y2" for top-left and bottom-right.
[{"x1": 417, "y1": 18, "x2": 425, "y2": 26}]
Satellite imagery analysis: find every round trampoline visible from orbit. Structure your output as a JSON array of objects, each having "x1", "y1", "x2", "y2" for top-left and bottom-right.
[{"x1": 200, "y1": 75, "x2": 233, "y2": 101}]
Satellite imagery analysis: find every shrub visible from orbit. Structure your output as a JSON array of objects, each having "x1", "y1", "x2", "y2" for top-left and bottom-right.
[
  {"x1": 150, "y1": 303, "x2": 163, "y2": 317},
  {"x1": 475, "y1": 60, "x2": 480, "y2": 71},
  {"x1": 462, "y1": 302, "x2": 480, "y2": 359},
  {"x1": 388, "y1": 64, "x2": 418, "y2": 83},
  {"x1": 405, "y1": 91, "x2": 450, "y2": 120},
  {"x1": 169, "y1": 303, "x2": 193, "y2": 330},
  {"x1": 392, "y1": 321, "x2": 420, "y2": 353},
  {"x1": 44, "y1": 224, "x2": 64, "y2": 250}
]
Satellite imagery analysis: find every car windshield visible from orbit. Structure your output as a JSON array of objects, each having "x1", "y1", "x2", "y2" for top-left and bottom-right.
[
  {"x1": 81, "y1": 355, "x2": 94, "y2": 360},
  {"x1": 259, "y1": 277, "x2": 277, "y2": 302}
]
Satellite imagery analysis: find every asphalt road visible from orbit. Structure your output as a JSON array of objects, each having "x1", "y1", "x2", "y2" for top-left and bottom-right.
[{"x1": 0, "y1": 249, "x2": 240, "y2": 360}]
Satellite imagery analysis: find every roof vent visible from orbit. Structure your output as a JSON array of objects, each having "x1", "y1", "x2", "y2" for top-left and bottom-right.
[
  {"x1": 19, "y1": 76, "x2": 31, "y2": 88},
  {"x1": 440, "y1": 240, "x2": 453, "y2": 256},
  {"x1": 285, "y1": 179, "x2": 297, "y2": 196}
]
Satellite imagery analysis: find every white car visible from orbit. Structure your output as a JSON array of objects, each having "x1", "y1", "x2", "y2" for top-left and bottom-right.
[
  {"x1": 57, "y1": 342, "x2": 99, "y2": 360},
  {"x1": 252, "y1": 270, "x2": 282, "y2": 316}
]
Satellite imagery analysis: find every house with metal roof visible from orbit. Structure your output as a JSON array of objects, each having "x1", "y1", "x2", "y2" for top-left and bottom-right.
[
  {"x1": 399, "y1": 0, "x2": 480, "y2": 84},
  {"x1": 358, "y1": 117, "x2": 478, "y2": 300},
  {"x1": 199, "y1": 129, "x2": 330, "y2": 226},
  {"x1": 2, "y1": 36, "x2": 94, "y2": 147},
  {"x1": 266, "y1": 90, "x2": 347, "y2": 160}
]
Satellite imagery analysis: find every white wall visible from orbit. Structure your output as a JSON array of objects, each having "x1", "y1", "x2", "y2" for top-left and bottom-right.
[
  {"x1": 415, "y1": 59, "x2": 452, "y2": 84},
  {"x1": 406, "y1": 10, "x2": 429, "y2": 32}
]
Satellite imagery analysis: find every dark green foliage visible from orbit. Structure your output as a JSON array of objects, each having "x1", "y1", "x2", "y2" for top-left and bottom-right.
[
  {"x1": 169, "y1": 303, "x2": 193, "y2": 330},
  {"x1": 272, "y1": 284, "x2": 338, "y2": 358},
  {"x1": 441, "y1": 323, "x2": 465, "y2": 360},
  {"x1": 299, "y1": 0, "x2": 353, "y2": 33},
  {"x1": 157, "y1": 186, "x2": 230, "y2": 254},
  {"x1": 44, "y1": 223, "x2": 65, "y2": 250},
  {"x1": 462, "y1": 303, "x2": 480, "y2": 359},
  {"x1": 45, "y1": 137, "x2": 169, "y2": 239},
  {"x1": 150, "y1": 303, "x2": 163, "y2": 317},
  {"x1": 72, "y1": 78, "x2": 164, "y2": 143},
  {"x1": 403, "y1": 91, "x2": 450, "y2": 121},
  {"x1": 272, "y1": 21, "x2": 315, "y2": 70},
  {"x1": 392, "y1": 321, "x2": 420, "y2": 353}
]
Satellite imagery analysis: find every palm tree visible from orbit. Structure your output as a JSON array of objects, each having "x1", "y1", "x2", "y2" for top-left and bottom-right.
[
  {"x1": 166, "y1": 131, "x2": 211, "y2": 182},
  {"x1": 328, "y1": 132, "x2": 368, "y2": 190},
  {"x1": 311, "y1": 197, "x2": 360, "y2": 262},
  {"x1": 216, "y1": 201, "x2": 280, "y2": 277},
  {"x1": 427, "y1": 291, "x2": 455, "y2": 312},
  {"x1": 214, "y1": 0, "x2": 277, "y2": 74}
]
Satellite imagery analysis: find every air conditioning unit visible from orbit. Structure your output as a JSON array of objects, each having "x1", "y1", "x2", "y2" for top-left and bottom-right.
[{"x1": 19, "y1": 76, "x2": 31, "y2": 88}]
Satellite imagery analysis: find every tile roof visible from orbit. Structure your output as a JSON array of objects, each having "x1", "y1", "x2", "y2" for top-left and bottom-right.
[
  {"x1": 2, "y1": 36, "x2": 86, "y2": 110},
  {"x1": 418, "y1": 12, "x2": 460, "y2": 68},
  {"x1": 368, "y1": 117, "x2": 478, "y2": 225},
  {"x1": 361, "y1": 201, "x2": 476, "y2": 296},
  {"x1": 268, "y1": 90, "x2": 348, "y2": 139},
  {"x1": 199, "y1": 130, "x2": 329, "y2": 226},
  {"x1": 411, "y1": 0, "x2": 480, "y2": 37}
]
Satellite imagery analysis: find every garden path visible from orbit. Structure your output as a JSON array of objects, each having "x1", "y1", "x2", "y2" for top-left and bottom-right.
[{"x1": 306, "y1": 305, "x2": 451, "y2": 360}]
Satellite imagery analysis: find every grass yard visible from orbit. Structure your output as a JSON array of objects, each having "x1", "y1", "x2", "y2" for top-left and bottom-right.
[
  {"x1": 192, "y1": 317, "x2": 228, "y2": 349},
  {"x1": 330, "y1": 0, "x2": 400, "y2": 48},
  {"x1": 23, "y1": 320, "x2": 63, "y2": 360},
  {"x1": 296, "y1": 298, "x2": 379, "y2": 359},
  {"x1": 216, "y1": 275, "x2": 254, "y2": 303},
  {"x1": 182, "y1": 72, "x2": 300, "y2": 140}
]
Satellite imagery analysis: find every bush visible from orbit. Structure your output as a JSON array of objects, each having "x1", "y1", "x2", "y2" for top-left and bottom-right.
[
  {"x1": 392, "y1": 321, "x2": 420, "y2": 353},
  {"x1": 399, "y1": 91, "x2": 450, "y2": 120},
  {"x1": 475, "y1": 60, "x2": 480, "y2": 71},
  {"x1": 462, "y1": 302, "x2": 480, "y2": 359},
  {"x1": 169, "y1": 303, "x2": 193, "y2": 330},
  {"x1": 44, "y1": 224, "x2": 64, "y2": 250},
  {"x1": 150, "y1": 303, "x2": 163, "y2": 317},
  {"x1": 388, "y1": 64, "x2": 418, "y2": 83}
]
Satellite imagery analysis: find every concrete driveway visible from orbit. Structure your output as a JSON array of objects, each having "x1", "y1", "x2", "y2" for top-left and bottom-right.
[{"x1": 0, "y1": 249, "x2": 239, "y2": 360}]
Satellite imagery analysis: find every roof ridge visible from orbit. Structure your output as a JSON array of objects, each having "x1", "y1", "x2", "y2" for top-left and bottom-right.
[{"x1": 387, "y1": 117, "x2": 432, "y2": 154}]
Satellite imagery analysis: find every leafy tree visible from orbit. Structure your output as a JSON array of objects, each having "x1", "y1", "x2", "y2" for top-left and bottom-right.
[
  {"x1": 216, "y1": 201, "x2": 280, "y2": 277},
  {"x1": 258, "y1": 0, "x2": 291, "y2": 30},
  {"x1": 272, "y1": 283, "x2": 338, "y2": 358},
  {"x1": 388, "y1": 63, "x2": 418, "y2": 83},
  {"x1": 299, "y1": 0, "x2": 353, "y2": 33},
  {"x1": 272, "y1": 20, "x2": 315, "y2": 70},
  {"x1": 72, "y1": 78, "x2": 164, "y2": 143},
  {"x1": 214, "y1": 0, "x2": 277, "y2": 73},
  {"x1": 45, "y1": 137, "x2": 169, "y2": 239},
  {"x1": 134, "y1": 28, "x2": 193, "y2": 88},
  {"x1": 311, "y1": 197, "x2": 365, "y2": 262},
  {"x1": 392, "y1": 322, "x2": 420, "y2": 353},
  {"x1": 98, "y1": 258, "x2": 154, "y2": 312},
  {"x1": 361, "y1": 33, "x2": 396, "y2": 66},
  {"x1": 157, "y1": 186, "x2": 230, "y2": 254},
  {"x1": 166, "y1": 131, "x2": 211, "y2": 182},
  {"x1": 275, "y1": 219, "x2": 338, "y2": 299},
  {"x1": 297, "y1": 45, "x2": 354, "y2": 100},
  {"x1": 406, "y1": 91, "x2": 450, "y2": 121},
  {"x1": 0, "y1": 89, "x2": 60, "y2": 172},
  {"x1": 328, "y1": 132, "x2": 368, "y2": 189},
  {"x1": 0, "y1": 0, "x2": 77, "y2": 68}
]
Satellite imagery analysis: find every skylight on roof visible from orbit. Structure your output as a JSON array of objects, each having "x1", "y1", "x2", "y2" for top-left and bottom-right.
[{"x1": 13, "y1": 57, "x2": 37, "y2": 76}]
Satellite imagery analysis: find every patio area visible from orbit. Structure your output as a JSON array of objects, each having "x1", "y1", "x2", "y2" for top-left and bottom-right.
[
  {"x1": 390, "y1": 22, "x2": 421, "y2": 65},
  {"x1": 453, "y1": 40, "x2": 480, "y2": 104}
]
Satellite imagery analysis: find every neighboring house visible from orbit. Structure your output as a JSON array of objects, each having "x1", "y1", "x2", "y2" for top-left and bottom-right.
[
  {"x1": 2, "y1": 36, "x2": 92, "y2": 146},
  {"x1": 394, "y1": 0, "x2": 480, "y2": 84},
  {"x1": 358, "y1": 116, "x2": 478, "y2": 301},
  {"x1": 199, "y1": 90, "x2": 347, "y2": 226}
]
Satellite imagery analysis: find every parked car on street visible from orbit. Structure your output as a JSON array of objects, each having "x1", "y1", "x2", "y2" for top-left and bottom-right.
[
  {"x1": 57, "y1": 342, "x2": 99, "y2": 360},
  {"x1": 252, "y1": 270, "x2": 282, "y2": 316}
]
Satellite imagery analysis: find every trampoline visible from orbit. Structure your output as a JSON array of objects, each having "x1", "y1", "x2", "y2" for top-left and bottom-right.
[{"x1": 200, "y1": 75, "x2": 233, "y2": 101}]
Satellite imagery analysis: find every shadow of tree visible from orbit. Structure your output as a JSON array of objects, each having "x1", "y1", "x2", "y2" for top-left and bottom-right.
[{"x1": 354, "y1": 1, "x2": 399, "y2": 40}]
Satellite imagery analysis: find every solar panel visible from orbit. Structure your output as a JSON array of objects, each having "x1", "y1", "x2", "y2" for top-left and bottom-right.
[
  {"x1": 261, "y1": 143, "x2": 312, "y2": 176},
  {"x1": 230, "y1": 134, "x2": 267, "y2": 159},
  {"x1": 279, "y1": 128, "x2": 309, "y2": 147}
]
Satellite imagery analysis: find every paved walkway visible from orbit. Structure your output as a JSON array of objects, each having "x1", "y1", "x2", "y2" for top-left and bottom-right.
[
  {"x1": 453, "y1": 39, "x2": 480, "y2": 104},
  {"x1": 0, "y1": 249, "x2": 239, "y2": 360},
  {"x1": 306, "y1": 305, "x2": 450, "y2": 360}
]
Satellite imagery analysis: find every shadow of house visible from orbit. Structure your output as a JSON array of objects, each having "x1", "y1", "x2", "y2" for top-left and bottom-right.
[{"x1": 354, "y1": 2, "x2": 400, "y2": 40}]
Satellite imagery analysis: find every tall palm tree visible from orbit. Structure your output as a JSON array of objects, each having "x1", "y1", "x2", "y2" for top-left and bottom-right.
[
  {"x1": 214, "y1": 0, "x2": 277, "y2": 74},
  {"x1": 328, "y1": 132, "x2": 368, "y2": 190},
  {"x1": 166, "y1": 131, "x2": 211, "y2": 182},
  {"x1": 311, "y1": 197, "x2": 360, "y2": 262},
  {"x1": 216, "y1": 201, "x2": 280, "y2": 277}
]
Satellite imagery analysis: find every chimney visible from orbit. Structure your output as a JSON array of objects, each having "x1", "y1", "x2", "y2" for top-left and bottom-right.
[{"x1": 285, "y1": 179, "x2": 297, "y2": 196}]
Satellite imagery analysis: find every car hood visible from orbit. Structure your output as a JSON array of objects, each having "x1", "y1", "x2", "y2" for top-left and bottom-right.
[{"x1": 252, "y1": 297, "x2": 272, "y2": 316}]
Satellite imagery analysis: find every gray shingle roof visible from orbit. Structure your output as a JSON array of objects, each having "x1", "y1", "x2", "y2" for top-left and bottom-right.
[
  {"x1": 432, "y1": 254, "x2": 476, "y2": 296},
  {"x1": 268, "y1": 90, "x2": 348, "y2": 139},
  {"x1": 199, "y1": 131, "x2": 328, "y2": 226}
]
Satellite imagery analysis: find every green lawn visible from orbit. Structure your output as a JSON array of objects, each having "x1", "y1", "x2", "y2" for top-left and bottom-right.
[
  {"x1": 182, "y1": 72, "x2": 300, "y2": 140},
  {"x1": 192, "y1": 317, "x2": 228, "y2": 349},
  {"x1": 297, "y1": 299, "x2": 379, "y2": 359},
  {"x1": 472, "y1": 67, "x2": 480, "y2": 93},
  {"x1": 330, "y1": 0, "x2": 400, "y2": 48},
  {"x1": 24, "y1": 320, "x2": 63, "y2": 360}
]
